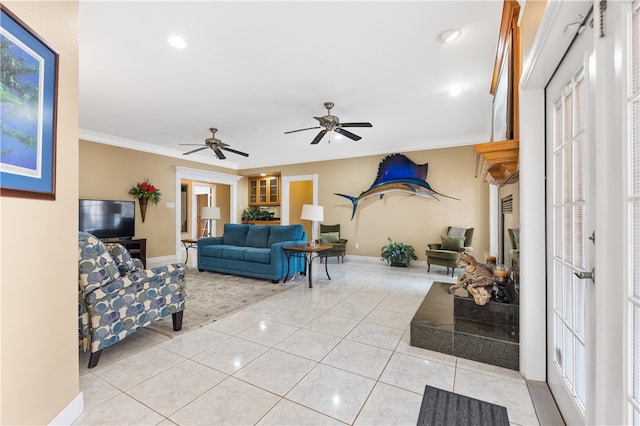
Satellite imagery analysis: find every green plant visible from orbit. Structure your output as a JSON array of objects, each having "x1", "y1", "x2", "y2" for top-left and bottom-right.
[
  {"x1": 380, "y1": 237, "x2": 417, "y2": 266},
  {"x1": 129, "y1": 179, "x2": 161, "y2": 203},
  {"x1": 241, "y1": 206, "x2": 271, "y2": 221}
]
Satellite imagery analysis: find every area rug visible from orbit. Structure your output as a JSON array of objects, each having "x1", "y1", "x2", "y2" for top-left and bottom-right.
[
  {"x1": 417, "y1": 385, "x2": 510, "y2": 426},
  {"x1": 146, "y1": 268, "x2": 298, "y2": 336}
]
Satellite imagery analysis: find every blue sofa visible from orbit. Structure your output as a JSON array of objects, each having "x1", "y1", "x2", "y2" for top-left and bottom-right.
[{"x1": 197, "y1": 223, "x2": 307, "y2": 282}]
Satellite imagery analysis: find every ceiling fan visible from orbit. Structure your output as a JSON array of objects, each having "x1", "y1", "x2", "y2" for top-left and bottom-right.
[
  {"x1": 180, "y1": 128, "x2": 249, "y2": 160},
  {"x1": 284, "y1": 102, "x2": 373, "y2": 145}
]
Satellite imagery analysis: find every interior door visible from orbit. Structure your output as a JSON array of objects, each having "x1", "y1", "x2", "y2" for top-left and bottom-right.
[{"x1": 545, "y1": 12, "x2": 595, "y2": 425}]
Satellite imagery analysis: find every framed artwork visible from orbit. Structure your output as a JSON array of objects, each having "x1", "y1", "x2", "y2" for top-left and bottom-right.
[{"x1": 0, "y1": 5, "x2": 59, "y2": 199}]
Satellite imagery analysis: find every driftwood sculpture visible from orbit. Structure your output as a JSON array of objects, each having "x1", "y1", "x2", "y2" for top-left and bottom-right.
[{"x1": 449, "y1": 252, "x2": 494, "y2": 305}]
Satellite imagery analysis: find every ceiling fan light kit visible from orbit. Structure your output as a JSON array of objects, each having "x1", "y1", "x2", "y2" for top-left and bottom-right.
[{"x1": 284, "y1": 101, "x2": 373, "y2": 145}]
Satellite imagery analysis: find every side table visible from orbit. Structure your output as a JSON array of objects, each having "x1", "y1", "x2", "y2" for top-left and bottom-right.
[
  {"x1": 282, "y1": 243, "x2": 333, "y2": 288},
  {"x1": 181, "y1": 239, "x2": 198, "y2": 263}
]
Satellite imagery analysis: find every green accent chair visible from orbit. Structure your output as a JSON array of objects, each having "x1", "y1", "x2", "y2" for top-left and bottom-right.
[
  {"x1": 425, "y1": 227, "x2": 474, "y2": 277},
  {"x1": 317, "y1": 224, "x2": 348, "y2": 263}
]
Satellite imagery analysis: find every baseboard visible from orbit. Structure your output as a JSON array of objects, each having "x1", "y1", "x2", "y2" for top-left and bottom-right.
[
  {"x1": 49, "y1": 391, "x2": 83, "y2": 425},
  {"x1": 147, "y1": 254, "x2": 178, "y2": 266}
]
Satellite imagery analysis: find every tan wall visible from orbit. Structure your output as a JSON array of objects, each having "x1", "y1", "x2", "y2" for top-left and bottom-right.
[
  {"x1": 290, "y1": 180, "x2": 313, "y2": 237},
  {"x1": 244, "y1": 146, "x2": 490, "y2": 260},
  {"x1": 215, "y1": 184, "x2": 231, "y2": 236},
  {"x1": 0, "y1": 2, "x2": 79, "y2": 424},
  {"x1": 79, "y1": 140, "x2": 235, "y2": 257}
]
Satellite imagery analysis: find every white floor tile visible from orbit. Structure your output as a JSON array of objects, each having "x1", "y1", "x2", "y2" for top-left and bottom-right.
[
  {"x1": 192, "y1": 336, "x2": 269, "y2": 374},
  {"x1": 321, "y1": 339, "x2": 392, "y2": 380},
  {"x1": 72, "y1": 392, "x2": 164, "y2": 425},
  {"x1": 346, "y1": 321, "x2": 404, "y2": 351},
  {"x1": 237, "y1": 318, "x2": 299, "y2": 346},
  {"x1": 92, "y1": 346, "x2": 186, "y2": 391},
  {"x1": 127, "y1": 359, "x2": 227, "y2": 417},
  {"x1": 257, "y1": 399, "x2": 345, "y2": 425},
  {"x1": 287, "y1": 364, "x2": 376, "y2": 424},
  {"x1": 158, "y1": 327, "x2": 230, "y2": 358},
  {"x1": 354, "y1": 382, "x2": 423, "y2": 426},
  {"x1": 303, "y1": 313, "x2": 360, "y2": 338},
  {"x1": 453, "y1": 368, "x2": 539, "y2": 426},
  {"x1": 275, "y1": 328, "x2": 342, "y2": 361},
  {"x1": 170, "y1": 377, "x2": 280, "y2": 425},
  {"x1": 379, "y1": 352, "x2": 456, "y2": 394},
  {"x1": 234, "y1": 348, "x2": 316, "y2": 396}
]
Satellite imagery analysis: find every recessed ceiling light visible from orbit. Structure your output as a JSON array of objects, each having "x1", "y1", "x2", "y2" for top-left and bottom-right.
[
  {"x1": 436, "y1": 29, "x2": 461, "y2": 43},
  {"x1": 168, "y1": 35, "x2": 187, "y2": 49},
  {"x1": 448, "y1": 86, "x2": 464, "y2": 96}
]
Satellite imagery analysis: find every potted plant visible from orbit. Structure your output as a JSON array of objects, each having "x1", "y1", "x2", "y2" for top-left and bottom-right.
[
  {"x1": 380, "y1": 237, "x2": 417, "y2": 267},
  {"x1": 241, "y1": 206, "x2": 271, "y2": 221}
]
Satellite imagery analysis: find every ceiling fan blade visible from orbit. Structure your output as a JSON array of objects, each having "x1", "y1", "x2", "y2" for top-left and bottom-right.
[
  {"x1": 182, "y1": 146, "x2": 209, "y2": 155},
  {"x1": 284, "y1": 126, "x2": 321, "y2": 134},
  {"x1": 339, "y1": 122, "x2": 373, "y2": 128},
  {"x1": 213, "y1": 148, "x2": 226, "y2": 160},
  {"x1": 221, "y1": 146, "x2": 249, "y2": 157},
  {"x1": 311, "y1": 129, "x2": 328, "y2": 145},
  {"x1": 334, "y1": 127, "x2": 362, "y2": 141},
  {"x1": 179, "y1": 143, "x2": 207, "y2": 146}
]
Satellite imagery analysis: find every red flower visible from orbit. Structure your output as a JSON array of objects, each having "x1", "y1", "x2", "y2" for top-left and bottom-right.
[
  {"x1": 140, "y1": 182, "x2": 149, "y2": 191},
  {"x1": 149, "y1": 185, "x2": 156, "y2": 192}
]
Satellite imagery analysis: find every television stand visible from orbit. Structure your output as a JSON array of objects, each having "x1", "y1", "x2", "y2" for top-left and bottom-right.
[{"x1": 105, "y1": 238, "x2": 147, "y2": 268}]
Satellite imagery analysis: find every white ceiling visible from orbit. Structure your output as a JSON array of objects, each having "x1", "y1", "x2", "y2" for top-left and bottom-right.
[{"x1": 79, "y1": 1, "x2": 503, "y2": 171}]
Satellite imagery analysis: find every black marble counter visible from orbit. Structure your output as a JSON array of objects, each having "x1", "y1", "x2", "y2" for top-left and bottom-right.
[{"x1": 410, "y1": 282, "x2": 520, "y2": 371}]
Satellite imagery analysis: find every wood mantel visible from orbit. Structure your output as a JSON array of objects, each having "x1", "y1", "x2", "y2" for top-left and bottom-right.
[{"x1": 474, "y1": 139, "x2": 519, "y2": 185}]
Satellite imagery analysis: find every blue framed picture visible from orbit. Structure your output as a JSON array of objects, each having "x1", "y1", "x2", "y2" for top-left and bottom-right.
[{"x1": 0, "y1": 5, "x2": 58, "y2": 199}]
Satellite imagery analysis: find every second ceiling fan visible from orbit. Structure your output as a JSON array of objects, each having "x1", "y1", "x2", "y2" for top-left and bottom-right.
[{"x1": 285, "y1": 102, "x2": 372, "y2": 145}]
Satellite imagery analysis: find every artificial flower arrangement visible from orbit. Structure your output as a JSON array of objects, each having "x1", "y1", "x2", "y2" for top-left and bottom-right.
[{"x1": 129, "y1": 179, "x2": 162, "y2": 204}]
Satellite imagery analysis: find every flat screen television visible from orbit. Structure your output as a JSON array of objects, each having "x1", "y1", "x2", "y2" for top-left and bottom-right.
[{"x1": 79, "y1": 199, "x2": 135, "y2": 240}]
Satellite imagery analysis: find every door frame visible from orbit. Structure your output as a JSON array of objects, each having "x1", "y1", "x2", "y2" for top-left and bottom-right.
[{"x1": 520, "y1": 1, "x2": 627, "y2": 423}]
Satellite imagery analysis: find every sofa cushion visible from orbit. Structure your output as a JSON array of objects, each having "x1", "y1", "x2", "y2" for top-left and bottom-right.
[
  {"x1": 441, "y1": 235, "x2": 465, "y2": 251},
  {"x1": 222, "y1": 247, "x2": 247, "y2": 261},
  {"x1": 222, "y1": 224, "x2": 250, "y2": 246},
  {"x1": 320, "y1": 232, "x2": 340, "y2": 244},
  {"x1": 267, "y1": 225, "x2": 303, "y2": 246},
  {"x1": 243, "y1": 247, "x2": 271, "y2": 264},
  {"x1": 245, "y1": 225, "x2": 270, "y2": 248},
  {"x1": 201, "y1": 245, "x2": 225, "y2": 258}
]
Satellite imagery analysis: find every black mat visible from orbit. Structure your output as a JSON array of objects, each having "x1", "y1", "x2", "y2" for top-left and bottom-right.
[{"x1": 417, "y1": 385, "x2": 510, "y2": 426}]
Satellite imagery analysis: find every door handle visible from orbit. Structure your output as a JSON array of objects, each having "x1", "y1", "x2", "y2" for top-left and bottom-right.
[{"x1": 574, "y1": 268, "x2": 595, "y2": 282}]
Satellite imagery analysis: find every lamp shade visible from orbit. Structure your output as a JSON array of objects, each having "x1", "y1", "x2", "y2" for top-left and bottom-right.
[
  {"x1": 300, "y1": 204, "x2": 324, "y2": 222},
  {"x1": 201, "y1": 206, "x2": 220, "y2": 220}
]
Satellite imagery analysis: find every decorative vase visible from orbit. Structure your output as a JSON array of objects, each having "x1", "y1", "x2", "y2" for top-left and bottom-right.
[{"x1": 138, "y1": 198, "x2": 148, "y2": 222}]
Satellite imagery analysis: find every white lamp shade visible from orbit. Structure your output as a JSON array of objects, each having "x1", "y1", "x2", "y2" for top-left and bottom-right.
[
  {"x1": 201, "y1": 206, "x2": 220, "y2": 220},
  {"x1": 300, "y1": 204, "x2": 323, "y2": 222}
]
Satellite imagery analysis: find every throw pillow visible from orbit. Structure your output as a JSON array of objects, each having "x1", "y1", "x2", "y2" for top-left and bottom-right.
[
  {"x1": 441, "y1": 235, "x2": 465, "y2": 251},
  {"x1": 320, "y1": 232, "x2": 340, "y2": 244}
]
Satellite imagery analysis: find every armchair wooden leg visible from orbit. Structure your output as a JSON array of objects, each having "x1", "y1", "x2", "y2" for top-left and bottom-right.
[
  {"x1": 451, "y1": 268, "x2": 455, "y2": 277},
  {"x1": 88, "y1": 349, "x2": 103, "y2": 369},
  {"x1": 427, "y1": 263, "x2": 431, "y2": 272},
  {"x1": 172, "y1": 311, "x2": 184, "y2": 331}
]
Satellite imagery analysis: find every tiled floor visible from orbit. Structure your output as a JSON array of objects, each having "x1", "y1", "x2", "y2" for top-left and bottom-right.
[{"x1": 75, "y1": 258, "x2": 539, "y2": 426}]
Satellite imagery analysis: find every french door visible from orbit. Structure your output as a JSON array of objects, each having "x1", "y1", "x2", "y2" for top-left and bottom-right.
[{"x1": 545, "y1": 11, "x2": 595, "y2": 425}]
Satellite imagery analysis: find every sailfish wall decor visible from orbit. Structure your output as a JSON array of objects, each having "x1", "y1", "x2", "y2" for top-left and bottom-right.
[{"x1": 335, "y1": 154, "x2": 459, "y2": 219}]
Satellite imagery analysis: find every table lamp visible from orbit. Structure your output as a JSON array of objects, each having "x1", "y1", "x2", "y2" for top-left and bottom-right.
[
  {"x1": 201, "y1": 206, "x2": 220, "y2": 237},
  {"x1": 300, "y1": 204, "x2": 323, "y2": 244}
]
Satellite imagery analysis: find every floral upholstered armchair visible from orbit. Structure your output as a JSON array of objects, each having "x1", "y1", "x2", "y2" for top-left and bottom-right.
[{"x1": 78, "y1": 232, "x2": 186, "y2": 368}]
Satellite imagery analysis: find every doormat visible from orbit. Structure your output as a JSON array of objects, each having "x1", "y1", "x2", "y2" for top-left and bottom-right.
[{"x1": 417, "y1": 384, "x2": 510, "y2": 426}]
